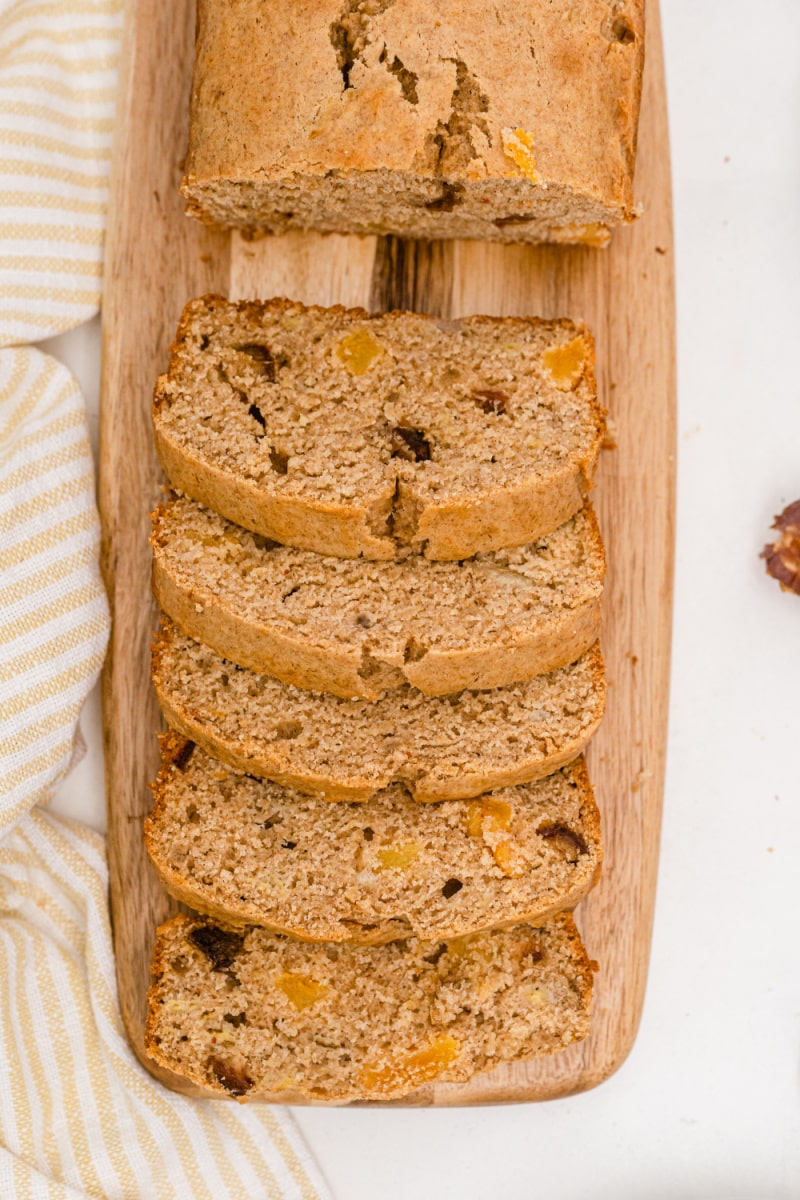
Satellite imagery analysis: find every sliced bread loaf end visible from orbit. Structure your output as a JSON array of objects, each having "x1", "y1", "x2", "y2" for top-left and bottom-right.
[
  {"x1": 145, "y1": 911, "x2": 593, "y2": 1102},
  {"x1": 182, "y1": 2, "x2": 643, "y2": 245}
]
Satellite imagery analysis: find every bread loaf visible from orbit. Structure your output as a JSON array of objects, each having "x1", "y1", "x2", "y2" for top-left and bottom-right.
[{"x1": 182, "y1": 0, "x2": 644, "y2": 245}]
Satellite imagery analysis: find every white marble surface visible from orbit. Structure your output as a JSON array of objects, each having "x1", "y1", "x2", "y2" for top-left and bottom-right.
[{"x1": 43, "y1": 2, "x2": 800, "y2": 1195}]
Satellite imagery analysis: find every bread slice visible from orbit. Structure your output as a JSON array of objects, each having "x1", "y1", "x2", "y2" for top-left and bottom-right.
[
  {"x1": 153, "y1": 296, "x2": 604, "y2": 560},
  {"x1": 150, "y1": 497, "x2": 605, "y2": 699},
  {"x1": 145, "y1": 737, "x2": 602, "y2": 943},
  {"x1": 152, "y1": 619, "x2": 605, "y2": 802},
  {"x1": 181, "y1": 1, "x2": 643, "y2": 246},
  {"x1": 145, "y1": 912, "x2": 594, "y2": 1102}
]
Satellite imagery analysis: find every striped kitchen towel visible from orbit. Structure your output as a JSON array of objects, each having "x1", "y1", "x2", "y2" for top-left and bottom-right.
[
  {"x1": 0, "y1": 346, "x2": 109, "y2": 832},
  {"x1": 0, "y1": 3, "x2": 331, "y2": 1197},
  {"x1": 0, "y1": 0, "x2": 119, "y2": 346}
]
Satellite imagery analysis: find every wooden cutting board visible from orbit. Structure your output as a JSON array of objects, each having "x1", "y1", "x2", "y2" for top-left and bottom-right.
[{"x1": 99, "y1": 0, "x2": 675, "y2": 1104}]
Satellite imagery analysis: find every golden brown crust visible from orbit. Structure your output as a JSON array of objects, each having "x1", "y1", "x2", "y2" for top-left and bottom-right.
[{"x1": 402, "y1": 602, "x2": 602, "y2": 695}]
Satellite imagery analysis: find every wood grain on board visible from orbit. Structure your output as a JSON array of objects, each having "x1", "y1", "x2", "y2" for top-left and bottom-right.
[{"x1": 99, "y1": 0, "x2": 675, "y2": 1104}]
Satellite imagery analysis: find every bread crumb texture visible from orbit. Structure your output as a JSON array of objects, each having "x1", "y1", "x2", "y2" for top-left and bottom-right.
[
  {"x1": 182, "y1": 0, "x2": 644, "y2": 242},
  {"x1": 145, "y1": 912, "x2": 594, "y2": 1102},
  {"x1": 153, "y1": 296, "x2": 604, "y2": 560}
]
